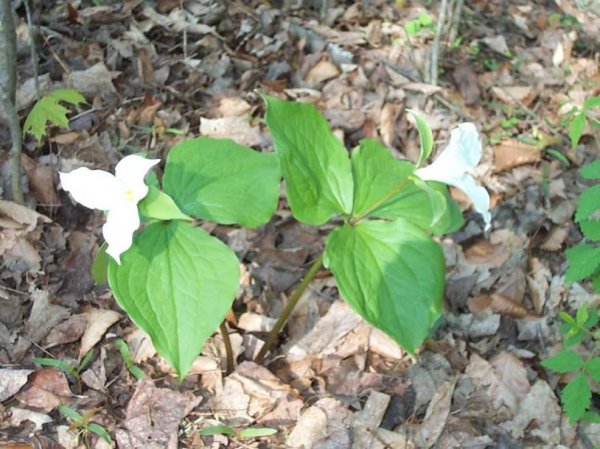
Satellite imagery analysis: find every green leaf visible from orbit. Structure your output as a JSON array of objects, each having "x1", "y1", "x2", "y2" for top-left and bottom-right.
[
  {"x1": 33, "y1": 357, "x2": 77, "y2": 378},
  {"x1": 58, "y1": 405, "x2": 83, "y2": 422},
  {"x1": 324, "y1": 218, "x2": 445, "y2": 353},
  {"x1": 575, "y1": 184, "x2": 600, "y2": 222},
  {"x1": 565, "y1": 243, "x2": 600, "y2": 283},
  {"x1": 91, "y1": 243, "x2": 109, "y2": 285},
  {"x1": 580, "y1": 219, "x2": 600, "y2": 241},
  {"x1": 584, "y1": 96, "x2": 600, "y2": 111},
  {"x1": 88, "y1": 423, "x2": 112, "y2": 444},
  {"x1": 408, "y1": 110, "x2": 434, "y2": 168},
  {"x1": 593, "y1": 273, "x2": 600, "y2": 293},
  {"x1": 350, "y1": 139, "x2": 414, "y2": 218},
  {"x1": 580, "y1": 160, "x2": 600, "y2": 179},
  {"x1": 199, "y1": 425, "x2": 237, "y2": 437},
  {"x1": 23, "y1": 89, "x2": 86, "y2": 141},
  {"x1": 239, "y1": 428, "x2": 278, "y2": 439},
  {"x1": 541, "y1": 349, "x2": 584, "y2": 373},
  {"x1": 586, "y1": 357, "x2": 600, "y2": 382},
  {"x1": 562, "y1": 373, "x2": 591, "y2": 423},
  {"x1": 582, "y1": 411, "x2": 600, "y2": 423},
  {"x1": 163, "y1": 137, "x2": 280, "y2": 227},
  {"x1": 369, "y1": 179, "x2": 462, "y2": 234},
  {"x1": 569, "y1": 112, "x2": 586, "y2": 149},
  {"x1": 404, "y1": 20, "x2": 420, "y2": 36},
  {"x1": 108, "y1": 221, "x2": 240, "y2": 380},
  {"x1": 264, "y1": 95, "x2": 353, "y2": 224},
  {"x1": 576, "y1": 304, "x2": 590, "y2": 325},
  {"x1": 115, "y1": 339, "x2": 144, "y2": 380},
  {"x1": 560, "y1": 311, "x2": 576, "y2": 325},
  {"x1": 139, "y1": 186, "x2": 192, "y2": 222},
  {"x1": 418, "y1": 12, "x2": 433, "y2": 26}
]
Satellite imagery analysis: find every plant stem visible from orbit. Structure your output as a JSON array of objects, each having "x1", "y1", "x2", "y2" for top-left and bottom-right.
[
  {"x1": 349, "y1": 177, "x2": 412, "y2": 225},
  {"x1": 219, "y1": 321, "x2": 234, "y2": 375},
  {"x1": 254, "y1": 254, "x2": 324, "y2": 364},
  {"x1": 0, "y1": 0, "x2": 24, "y2": 203}
]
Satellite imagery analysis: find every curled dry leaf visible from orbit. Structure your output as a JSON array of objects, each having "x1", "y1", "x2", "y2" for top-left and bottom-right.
[
  {"x1": 305, "y1": 59, "x2": 341, "y2": 85},
  {"x1": 0, "y1": 369, "x2": 32, "y2": 402},
  {"x1": 493, "y1": 139, "x2": 540, "y2": 172},
  {"x1": 15, "y1": 368, "x2": 73, "y2": 412},
  {"x1": 78, "y1": 308, "x2": 121, "y2": 360},
  {"x1": 468, "y1": 292, "x2": 534, "y2": 318},
  {"x1": 540, "y1": 225, "x2": 569, "y2": 251}
]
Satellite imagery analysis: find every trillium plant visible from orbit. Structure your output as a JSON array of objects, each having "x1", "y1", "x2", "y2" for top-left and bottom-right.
[{"x1": 60, "y1": 96, "x2": 490, "y2": 379}]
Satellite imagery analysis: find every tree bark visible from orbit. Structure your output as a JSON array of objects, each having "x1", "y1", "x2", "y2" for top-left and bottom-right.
[{"x1": 0, "y1": 0, "x2": 24, "y2": 203}]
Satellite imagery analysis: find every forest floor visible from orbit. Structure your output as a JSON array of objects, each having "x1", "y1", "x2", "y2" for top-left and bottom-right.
[{"x1": 1, "y1": 0, "x2": 600, "y2": 448}]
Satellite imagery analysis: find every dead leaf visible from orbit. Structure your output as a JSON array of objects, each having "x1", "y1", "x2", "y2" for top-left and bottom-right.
[
  {"x1": 493, "y1": 139, "x2": 540, "y2": 171},
  {"x1": 15, "y1": 368, "x2": 73, "y2": 412},
  {"x1": 452, "y1": 66, "x2": 481, "y2": 105},
  {"x1": 115, "y1": 379, "x2": 200, "y2": 449},
  {"x1": 237, "y1": 312, "x2": 277, "y2": 332},
  {"x1": 199, "y1": 116, "x2": 262, "y2": 147},
  {"x1": 482, "y1": 35, "x2": 510, "y2": 55},
  {"x1": 218, "y1": 97, "x2": 251, "y2": 117},
  {"x1": 490, "y1": 352, "x2": 530, "y2": 400},
  {"x1": 63, "y1": 62, "x2": 117, "y2": 96},
  {"x1": 21, "y1": 155, "x2": 59, "y2": 206},
  {"x1": 510, "y1": 380, "x2": 561, "y2": 443},
  {"x1": 528, "y1": 257, "x2": 551, "y2": 313},
  {"x1": 42, "y1": 314, "x2": 88, "y2": 349},
  {"x1": 0, "y1": 369, "x2": 32, "y2": 401},
  {"x1": 287, "y1": 398, "x2": 352, "y2": 448},
  {"x1": 491, "y1": 86, "x2": 536, "y2": 106},
  {"x1": 306, "y1": 59, "x2": 341, "y2": 85},
  {"x1": 7, "y1": 407, "x2": 53, "y2": 431},
  {"x1": 25, "y1": 289, "x2": 70, "y2": 345},
  {"x1": 468, "y1": 292, "x2": 533, "y2": 318},
  {"x1": 540, "y1": 225, "x2": 569, "y2": 251},
  {"x1": 0, "y1": 200, "x2": 51, "y2": 233},
  {"x1": 464, "y1": 239, "x2": 510, "y2": 268},
  {"x1": 78, "y1": 308, "x2": 120, "y2": 360},
  {"x1": 417, "y1": 378, "x2": 457, "y2": 449}
]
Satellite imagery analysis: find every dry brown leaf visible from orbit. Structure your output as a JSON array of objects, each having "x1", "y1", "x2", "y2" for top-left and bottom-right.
[
  {"x1": 306, "y1": 59, "x2": 341, "y2": 85},
  {"x1": 540, "y1": 225, "x2": 569, "y2": 251},
  {"x1": 218, "y1": 97, "x2": 251, "y2": 117},
  {"x1": 490, "y1": 352, "x2": 530, "y2": 400},
  {"x1": 452, "y1": 65, "x2": 481, "y2": 105},
  {"x1": 199, "y1": 116, "x2": 262, "y2": 147},
  {"x1": 0, "y1": 369, "x2": 32, "y2": 401},
  {"x1": 21, "y1": 155, "x2": 59, "y2": 206},
  {"x1": 115, "y1": 379, "x2": 200, "y2": 449},
  {"x1": 63, "y1": 62, "x2": 117, "y2": 96},
  {"x1": 510, "y1": 380, "x2": 561, "y2": 443},
  {"x1": 79, "y1": 309, "x2": 121, "y2": 360},
  {"x1": 15, "y1": 368, "x2": 73, "y2": 412},
  {"x1": 528, "y1": 257, "x2": 551, "y2": 313},
  {"x1": 464, "y1": 354, "x2": 519, "y2": 413},
  {"x1": 468, "y1": 292, "x2": 534, "y2": 318},
  {"x1": 493, "y1": 139, "x2": 540, "y2": 171},
  {"x1": 43, "y1": 314, "x2": 88, "y2": 349},
  {"x1": 237, "y1": 312, "x2": 277, "y2": 332},
  {"x1": 491, "y1": 86, "x2": 536, "y2": 106},
  {"x1": 0, "y1": 200, "x2": 51, "y2": 233},
  {"x1": 379, "y1": 102, "x2": 398, "y2": 147},
  {"x1": 418, "y1": 378, "x2": 457, "y2": 449},
  {"x1": 25, "y1": 289, "x2": 70, "y2": 345},
  {"x1": 464, "y1": 239, "x2": 510, "y2": 268}
]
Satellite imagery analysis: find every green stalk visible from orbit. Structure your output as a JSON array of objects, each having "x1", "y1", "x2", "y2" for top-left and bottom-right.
[
  {"x1": 219, "y1": 321, "x2": 234, "y2": 375},
  {"x1": 254, "y1": 254, "x2": 324, "y2": 364}
]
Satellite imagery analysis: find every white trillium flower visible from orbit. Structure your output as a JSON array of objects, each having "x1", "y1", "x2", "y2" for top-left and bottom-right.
[
  {"x1": 415, "y1": 123, "x2": 491, "y2": 230},
  {"x1": 60, "y1": 155, "x2": 160, "y2": 264}
]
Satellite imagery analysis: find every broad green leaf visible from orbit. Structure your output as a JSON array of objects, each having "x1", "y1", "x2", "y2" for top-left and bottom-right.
[
  {"x1": 324, "y1": 218, "x2": 445, "y2": 353},
  {"x1": 163, "y1": 137, "x2": 280, "y2": 228},
  {"x1": 199, "y1": 425, "x2": 237, "y2": 437},
  {"x1": 264, "y1": 96, "x2": 353, "y2": 224},
  {"x1": 139, "y1": 186, "x2": 192, "y2": 221},
  {"x1": 23, "y1": 89, "x2": 86, "y2": 141},
  {"x1": 580, "y1": 160, "x2": 600, "y2": 179},
  {"x1": 575, "y1": 184, "x2": 600, "y2": 222},
  {"x1": 569, "y1": 112, "x2": 586, "y2": 149},
  {"x1": 369, "y1": 180, "x2": 462, "y2": 234},
  {"x1": 541, "y1": 349, "x2": 584, "y2": 373},
  {"x1": 565, "y1": 243, "x2": 600, "y2": 282},
  {"x1": 584, "y1": 96, "x2": 600, "y2": 111},
  {"x1": 586, "y1": 357, "x2": 600, "y2": 382},
  {"x1": 580, "y1": 219, "x2": 600, "y2": 241},
  {"x1": 405, "y1": 20, "x2": 420, "y2": 36},
  {"x1": 562, "y1": 373, "x2": 591, "y2": 423},
  {"x1": 593, "y1": 274, "x2": 600, "y2": 293},
  {"x1": 88, "y1": 423, "x2": 112, "y2": 443},
  {"x1": 576, "y1": 304, "x2": 589, "y2": 325},
  {"x1": 408, "y1": 110, "x2": 434, "y2": 167},
  {"x1": 418, "y1": 12, "x2": 433, "y2": 26},
  {"x1": 350, "y1": 139, "x2": 414, "y2": 218},
  {"x1": 239, "y1": 428, "x2": 278, "y2": 439},
  {"x1": 91, "y1": 243, "x2": 109, "y2": 285},
  {"x1": 583, "y1": 411, "x2": 600, "y2": 423},
  {"x1": 108, "y1": 221, "x2": 240, "y2": 380}
]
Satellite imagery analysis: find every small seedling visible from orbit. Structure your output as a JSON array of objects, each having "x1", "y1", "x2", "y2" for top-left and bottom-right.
[
  {"x1": 34, "y1": 350, "x2": 95, "y2": 391},
  {"x1": 23, "y1": 88, "x2": 85, "y2": 141},
  {"x1": 199, "y1": 423, "x2": 277, "y2": 441},
  {"x1": 568, "y1": 96, "x2": 600, "y2": 149},
  {"x1": 58, "y1": 405, "x2": 112, "y2": 445},
  {"x1": 404, "y1": 12, "x2": 434, "y2": 37},
  {"x1": 115, "y1": 339, "x2": 145, "y2": 380}
]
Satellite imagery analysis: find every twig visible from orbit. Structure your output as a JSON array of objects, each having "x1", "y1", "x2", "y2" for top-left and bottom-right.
[
  {"x1": 448, "y1": 0, "x2": 464, "y2": 44},
  {"x1": 429, "y1": 0, "x2": 449, "y2": 86},
  {"x1": 254, "y1": 254, "x2": 324, "y2": 364},
  {"x1": 219, "y1": 321, "x2": 234, "y2": 375},
  {"x1": 23, "y1": 0, "x2": 40, "y2": 100},
  {"x1": 0, "y1": 0, "x2": 24, "y2": 203}
]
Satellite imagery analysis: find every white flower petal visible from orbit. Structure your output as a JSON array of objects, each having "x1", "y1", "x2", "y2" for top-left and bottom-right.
[
  {"x1": 103, "y1": 204, "x2": 140, "y2": 264},
  {"x1": 415, "y1": 123, "x2": 491, "y2": 229},
  {"x1": 115, "y1": 155, "x2": 160, "y2": 202},
  {"x1": 59, "y1": 168, "x2": 121, "y2": 211}
]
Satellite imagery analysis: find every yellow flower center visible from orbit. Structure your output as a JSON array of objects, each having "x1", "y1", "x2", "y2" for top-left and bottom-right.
[{"x1": 123, "y1": 188, "x2": 136, "y2": 203}]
